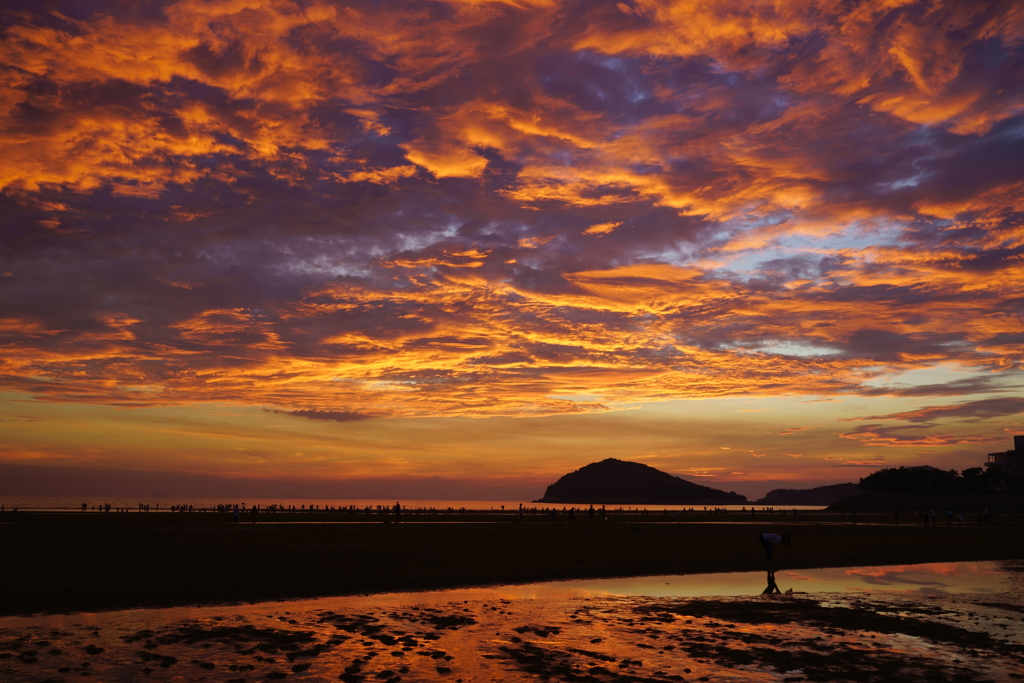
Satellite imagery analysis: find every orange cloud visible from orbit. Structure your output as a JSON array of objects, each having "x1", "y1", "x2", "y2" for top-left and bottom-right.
[
  {"x1": 339, "y1": 166, "x2": 418, "y2": 184},
  {"x1": 583, "y1": 221, "x2": 621, "y2": 235},
  {"x1": 0, "y1": 0, "x2": 1020, "y2": 428}
]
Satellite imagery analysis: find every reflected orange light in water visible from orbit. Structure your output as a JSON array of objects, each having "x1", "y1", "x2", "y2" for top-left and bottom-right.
[{"x1": 1, "y1": 561, "x2": 1019, "y2": 682}]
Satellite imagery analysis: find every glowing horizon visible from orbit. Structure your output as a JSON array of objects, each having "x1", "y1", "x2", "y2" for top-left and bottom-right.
[{"x1": 1, "y1": 0, "x2": 1022, "y2": 499}]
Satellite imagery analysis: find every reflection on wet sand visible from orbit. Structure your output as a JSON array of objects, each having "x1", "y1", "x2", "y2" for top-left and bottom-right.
[
  {"x1": 491, "y1": 560, "x2": 1013, "y2": 599},
  {"x1": 1, "y1": 561, "x2": 1021, "y2": 683}
]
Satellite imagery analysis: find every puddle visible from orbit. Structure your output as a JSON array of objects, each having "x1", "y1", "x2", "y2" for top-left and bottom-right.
[
  {"x1": 518, "y1": 560, "x2": 1015, "y2": 599},
  {"x1": 1, "y1": 560, "x2": 1022, "y2": 682}
]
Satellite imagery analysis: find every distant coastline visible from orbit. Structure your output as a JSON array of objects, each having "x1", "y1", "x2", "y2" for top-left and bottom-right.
[{"x1": 756, "y1": 483, "x2": 863, "y2": 506}]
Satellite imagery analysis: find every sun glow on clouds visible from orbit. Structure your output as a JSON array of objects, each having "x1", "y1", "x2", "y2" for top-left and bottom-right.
[{"x1": 1, "y1": 0, "x2": 1023, "y2": 487}]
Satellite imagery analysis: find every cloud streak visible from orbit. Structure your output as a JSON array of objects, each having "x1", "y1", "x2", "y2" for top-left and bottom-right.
[
  {"x1": 281, "y1": 410, "x2": 371, "y2": 423},
  {"x1": 843, "y1": 397, "x2": 1024, "y2": 425}
]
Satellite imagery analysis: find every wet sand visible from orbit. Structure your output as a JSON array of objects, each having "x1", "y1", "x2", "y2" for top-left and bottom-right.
[
  {"x1": 3, "y1": 513, "x2": 1024, "y2": 617},
  {"x1": 1, "y1": 561, "x2": 1022, "y2": 683}
]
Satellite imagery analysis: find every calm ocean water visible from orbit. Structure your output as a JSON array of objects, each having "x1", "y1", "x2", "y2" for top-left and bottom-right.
[{"x1": 0, "y1": 495, "x2": 825, "y2": 512}]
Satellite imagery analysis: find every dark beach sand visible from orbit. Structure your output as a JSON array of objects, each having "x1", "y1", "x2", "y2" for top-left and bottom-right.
[{"x1": 2, "y1": 511, "x2": 1023, "y2": 617}]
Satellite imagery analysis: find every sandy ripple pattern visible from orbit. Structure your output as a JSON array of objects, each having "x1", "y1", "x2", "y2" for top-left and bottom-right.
[{"x1": 2, "y1": 589, "x2": 1023, "y2": 682}]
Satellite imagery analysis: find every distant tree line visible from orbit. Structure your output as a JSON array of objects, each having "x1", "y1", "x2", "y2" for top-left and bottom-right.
[{"x1": 860, "y1": 457, "x2": 1023, "y2": 496}]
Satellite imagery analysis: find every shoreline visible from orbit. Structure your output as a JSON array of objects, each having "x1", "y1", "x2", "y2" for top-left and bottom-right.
[{"x1": 3, "y1": 557, "x2": 1019, "y2": 622}]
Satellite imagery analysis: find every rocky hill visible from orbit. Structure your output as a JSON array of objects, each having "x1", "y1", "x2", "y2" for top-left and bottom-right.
[
  {"x1": 756, "y1": 483, "x2": 863, "y2": 506},
  {"x1": 535, "y1": 458, "x2": 747, "y2": 505}
]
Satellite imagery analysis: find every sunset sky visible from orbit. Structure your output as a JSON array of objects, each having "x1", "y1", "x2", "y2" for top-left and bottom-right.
[{"x1": 2, "y1": 0, "x2": 1022, "y2": 500}]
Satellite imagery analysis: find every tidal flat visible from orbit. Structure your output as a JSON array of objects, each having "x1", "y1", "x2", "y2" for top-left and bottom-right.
[
  {"x1": 3, "y1": 512, "x2": 1024, "y2": 617},
  {"x1": 1, "y1": 561, "x2": 1022, "y2": 683}
]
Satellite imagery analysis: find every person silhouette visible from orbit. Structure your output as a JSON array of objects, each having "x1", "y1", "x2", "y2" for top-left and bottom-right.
[
  {"x1": 758, "y1": 532, "x2": 791, "y2": 561},
  {"x1": 762, "y1": 569, "x2": 782, "y2": 594}
]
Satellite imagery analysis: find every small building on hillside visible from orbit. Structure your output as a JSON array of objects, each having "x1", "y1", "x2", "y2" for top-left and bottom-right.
[{"x1": 986, "y1": 435, "x2": 1024, "y2": 472}]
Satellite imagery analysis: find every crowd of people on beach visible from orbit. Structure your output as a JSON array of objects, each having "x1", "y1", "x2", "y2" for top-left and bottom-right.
[
  {"x1": 0, "y1": 502, "x2": 1005, "y2": 527},
  {"x1": 32, "y1": 501, "x2": 794, "y2": 518},
  {"x1": 77, "y1": 503, "x2": 156, "y2": 513},
  {"x1": 907, "y1": 507, "x2": 992, "y2": 526}
]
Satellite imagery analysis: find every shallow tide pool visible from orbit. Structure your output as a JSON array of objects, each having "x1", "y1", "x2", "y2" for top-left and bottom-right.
[{"x1": 2, "y1": 560, "x2": 1022, "y2": 682}]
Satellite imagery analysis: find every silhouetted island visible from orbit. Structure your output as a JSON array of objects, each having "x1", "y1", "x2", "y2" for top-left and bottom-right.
[
  {"x1": 756, "y1": 483, "x2": 863, "y2": 506},
  {"x1": 535, "y1": 458, "x2": 747, "y2": 504}
]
